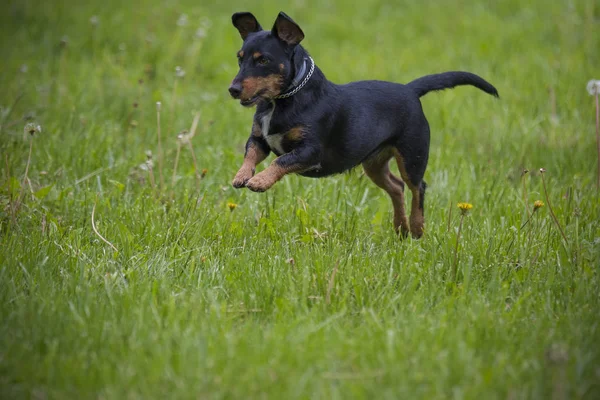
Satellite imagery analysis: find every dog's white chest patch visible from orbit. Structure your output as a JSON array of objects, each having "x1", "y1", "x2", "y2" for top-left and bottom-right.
[{"x1": 261, "y1": 107, "x2": 285, "y2": 154}]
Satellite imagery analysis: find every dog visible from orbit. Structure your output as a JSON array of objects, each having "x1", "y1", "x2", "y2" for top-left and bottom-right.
[{"x1": 228, "y1": 11, "x2": 498, "y2": 238}]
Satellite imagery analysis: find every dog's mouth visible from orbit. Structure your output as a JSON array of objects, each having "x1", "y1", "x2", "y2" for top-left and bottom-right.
[{"x1": 240, "y1": 90, "x2": 267, "y2": 107}]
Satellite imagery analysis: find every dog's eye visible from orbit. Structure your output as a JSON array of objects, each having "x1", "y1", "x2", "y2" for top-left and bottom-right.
[{"x1": 257, "y1": 57, "x2": 269, "y2": 66}]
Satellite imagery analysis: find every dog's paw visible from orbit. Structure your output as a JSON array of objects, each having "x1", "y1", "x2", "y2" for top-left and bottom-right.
[
  {"x1": 245, "y1": 173, "x2": 275, "y2": 192},
  {"x1": 232, "y1": 168, "x2": 254, "y2": 188}
]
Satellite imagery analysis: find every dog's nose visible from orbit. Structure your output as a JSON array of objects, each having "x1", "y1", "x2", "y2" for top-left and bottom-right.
[{"x1": 229, "y1": 83, "x2": 242, "y2": 99}]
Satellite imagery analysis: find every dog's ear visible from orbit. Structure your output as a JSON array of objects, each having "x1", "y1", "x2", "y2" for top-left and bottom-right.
[
  {"x1": 271, "y1": 12, "x2": 304, "y2": 46},
  {"x1": 232, "y1": 12, "x2": 262, "y2": 40}
]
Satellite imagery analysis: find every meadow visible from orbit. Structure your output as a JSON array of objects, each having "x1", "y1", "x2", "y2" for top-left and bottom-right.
[{"x1": 1, "y1": 0, "x2": 599, "y2": 398}]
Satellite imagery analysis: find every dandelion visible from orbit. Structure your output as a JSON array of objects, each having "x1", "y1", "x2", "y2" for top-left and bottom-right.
[
  {"x1": 227, "y1": 202, "x2": 238, "y2": 211},
  {"x1": 587, "y1": 80, "x2": 600, "y2": 190},
  {"x1": 517, "y1": 200, "x2": 545, "y2": 231},
  {"x1": 90, "y1": 15, "x2": 99, "y2": 26},
  {"x1": 452, "y1": 202, "x2": 473, "y2": 282},
  {"x1": 20, "y1": 64, "x2": 28, "y2": 74},
  {"x1": 587, "y1": 80, "x2": 600, "y2": 96},
  {"x1": 457, "y1": 202, "x2": 473, "y2": 215},
  {"x1": 175, "y1": 66, "x2": 186, "y2": 78},
  {"x1": 24, "y1": 123, "x2": 41, "y2": 136}
]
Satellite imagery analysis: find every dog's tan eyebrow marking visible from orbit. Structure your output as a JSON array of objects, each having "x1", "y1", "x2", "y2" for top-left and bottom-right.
[
  {"x1": 237, "y1": 50, "x2": 244, "y2": 58},
  {"x1": 253, "y1": 52, "x2": 262, "y2": 59}
]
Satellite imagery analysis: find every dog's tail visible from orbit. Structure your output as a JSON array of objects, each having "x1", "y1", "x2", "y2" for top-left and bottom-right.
[{"x1": 406, "y1": 71, "x2": 499, "y2": 98}]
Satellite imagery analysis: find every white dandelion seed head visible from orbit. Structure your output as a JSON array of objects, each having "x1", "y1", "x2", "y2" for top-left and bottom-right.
[
  {"x1": 175, "y1": 66, "x2": 186, "y2": 78},
  {"x1": 24, "y1": 122, "x2": 41, "y2": 136},
  {"x1": 587, "y1": 80, "x2": 600, "y2": 96},
  {"x1": 177, "y1": 131, "x2": 190, "y2": 144},
  {"x1": 195, "y1": 28, "x2": 206, "y2": 39},
  {"x1": 145, "y1": 150, "x2": 153, "y2": 159},
  {"x1": 20, "y1": 64, "x2": 28, "y2": 73},
  {"x1": 177, "y1": 14, "x2": 188, "y2": 27},
  {"x1": 90, "y1": 15, "x2": 99, "y2": 26},
  {"x1": 156, "y1": 101, "x2": 162, "y2": 111}
]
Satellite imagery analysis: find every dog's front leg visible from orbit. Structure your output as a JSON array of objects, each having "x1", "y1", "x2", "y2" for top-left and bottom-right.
[
  {"x1": 232, "y1": 134, "x2": 270, "y2": 188},
  {"x1": 245, "y1": 145, "x2": 320, "y2": 192}
]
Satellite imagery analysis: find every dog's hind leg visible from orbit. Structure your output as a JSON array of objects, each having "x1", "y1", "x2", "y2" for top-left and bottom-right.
[
  {"x1": 393, "y1": 148, "x2": 427, "y2": 238},
  {"x1": 362, "y1": 151, "x2": 410, "y2": 237}
]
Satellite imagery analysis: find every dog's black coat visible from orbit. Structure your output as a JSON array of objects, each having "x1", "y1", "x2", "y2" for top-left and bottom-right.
[{"x1": 229, "y1": 11, "x2": 498, "y2": 237}]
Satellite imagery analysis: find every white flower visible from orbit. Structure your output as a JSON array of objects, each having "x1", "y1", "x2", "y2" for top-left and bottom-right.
[
  {"x1": 177, "y1": 131, "x2": 191, "y2": 145},
  {"x1": 156, "y1": 101, "x2": 162, "y2": 111},
  {"x1": 195, "y1": 28, "x2": 206, "y2": 39},
  {"x1": 90, "y1": 15, "x2": 99, "y2": 26},
  {"x1": 175, "y1": 66, "x2": 186, "y2": 78},
  {"x1": 587, "y1": 80, "x2": 600, "y2": 96},
  {"x1": 24, "y1": 122, "x2": 41, "y2": 136},
  {"x1": 177, "y1": 14, "x2": 188, "y2": 27},
  {"x1": 20, "y1": 64, "x2": 28, "y2": 73}
]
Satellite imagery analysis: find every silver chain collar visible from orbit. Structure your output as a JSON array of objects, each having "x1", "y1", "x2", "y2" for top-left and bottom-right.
[{"x1": 274, "y1": 57, "x2": 315, "y2": 99}]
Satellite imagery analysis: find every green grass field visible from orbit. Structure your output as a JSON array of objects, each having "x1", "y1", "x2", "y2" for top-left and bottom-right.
[{"x1": 1, "y1": 0, "x2": 599, "y2": 398}]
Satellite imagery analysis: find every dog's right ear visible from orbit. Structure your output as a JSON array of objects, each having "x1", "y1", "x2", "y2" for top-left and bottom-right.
[{"x1": 232, "y1": 12, "x2": 262, "y2": 40}]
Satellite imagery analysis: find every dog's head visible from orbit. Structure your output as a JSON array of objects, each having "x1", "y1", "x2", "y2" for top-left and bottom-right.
[{"x1": 229, "y1": 12, "x2": 304, "y2": 107}]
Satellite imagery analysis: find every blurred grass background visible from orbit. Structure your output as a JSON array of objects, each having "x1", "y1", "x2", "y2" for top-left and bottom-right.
[{"x1": 1, "y1": 0, "x2": 599, "y2": 399}]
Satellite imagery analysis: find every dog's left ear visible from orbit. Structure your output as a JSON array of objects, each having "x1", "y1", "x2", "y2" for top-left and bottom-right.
[
  {"x1": 272, "y1": 12, "x2": 304, "y2": 46},
  {"x1": 232, "y1": 12, "x2": 262, "y2": 40}
]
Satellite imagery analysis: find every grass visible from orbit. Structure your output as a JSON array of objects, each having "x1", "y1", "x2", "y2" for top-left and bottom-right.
[{"x1": 1, "y1": 0, "x2": 599, "y2": 398}]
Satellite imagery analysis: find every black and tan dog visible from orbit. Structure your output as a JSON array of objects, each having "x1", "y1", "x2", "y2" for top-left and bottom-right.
[{"x1": 229, "y1": 11, "x2": 498, "y2": 238}]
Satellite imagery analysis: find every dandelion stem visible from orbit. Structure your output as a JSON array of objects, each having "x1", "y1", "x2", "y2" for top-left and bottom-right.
[
  {"x1": 147, "y1": 164, "x2": 156, "y2": 191},
  {"x1": 522, "y1": 171, "x2": 530, "y2": 218},
  {"x1": 186, "y1": 112, "x2": 202, "y2": 191},
  {"x1": 540, "y1": 172, "x2": 569, "y2": 246},
  {"x1": 325, "y1": 261, "x2": 340, "y2": 305},
  {"x1": 91, "y1": 197, "x2": 119, "y2": 253},
  {"x1": 451, "y1": 214, "x2": 464, "y2": 282},
  {"x1": 187, "y1": 141, "x2": 201, "y2": 191},
  {"x1": 17, "y1": 138, "x2": 34, "y2": 205},
  {"x1": 171, "y1": 142, "x2": 182, "y2": 200},
  {"x1": 595, "y1": 93, "x2": 600, "y2": 191},
  {"x1": 549, "y1": 86, "x2": 557, "y2": 121},
  {"x1": 447, "y1": 199, "x2": 453, "y2": 232},
  {"x1": 156, "y1": 103, "x2": 165, "y2": 191}
]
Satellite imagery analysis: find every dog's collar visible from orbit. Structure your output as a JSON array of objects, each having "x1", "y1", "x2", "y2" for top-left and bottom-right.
[{"x1": 274, "y1": 57, "x2": 315, "y2": 99}]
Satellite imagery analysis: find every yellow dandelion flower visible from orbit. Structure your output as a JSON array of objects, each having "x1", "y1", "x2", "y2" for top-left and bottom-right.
[
  {"x1": 533, "y1": 200, "x2": 544, "y2": 211},
  {"x1": 227, "y1": 202, "x2": 237, "y2": 211},
  {"x1": 457, "y1": 202, "x2": 473, "y2": 215}
]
